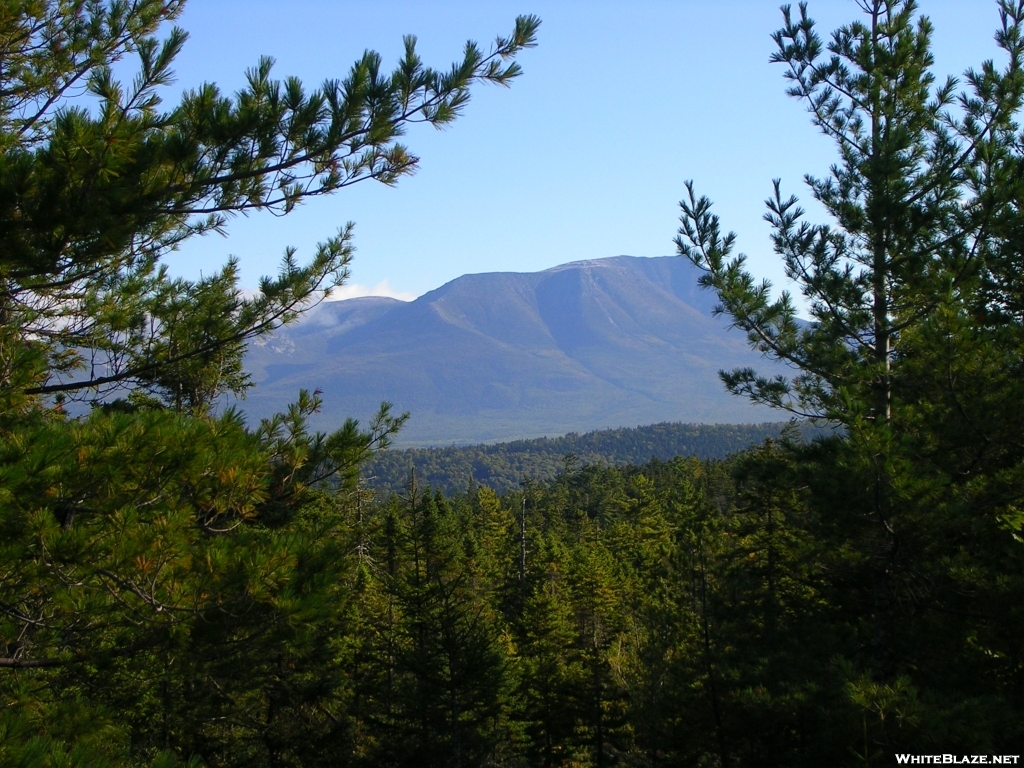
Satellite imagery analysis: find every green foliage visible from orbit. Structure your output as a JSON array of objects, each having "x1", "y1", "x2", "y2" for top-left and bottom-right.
[
  {"x1": 363, "y1": 420, "x2": 823, "y2": 494},
  {"x1": 677, "y1": 0, "x2": 1024, "y2": 426},
  {"x1": 676, "y1": 0, "x2": 1024, "y2": 761},
  {"x1": 6, "y1": 0, "x2": 1024, "y2": 764},
  {"x1": 1, "y1": 2, "x2": 539, "y2": 765},
  {"x1": 0, "y1": 395, "x2": 404, "y2": 765}
]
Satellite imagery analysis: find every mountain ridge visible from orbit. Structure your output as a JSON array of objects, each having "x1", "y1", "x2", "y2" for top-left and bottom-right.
[{"x1": 239, "y1": 255, "x2": 782, "y2": 446}]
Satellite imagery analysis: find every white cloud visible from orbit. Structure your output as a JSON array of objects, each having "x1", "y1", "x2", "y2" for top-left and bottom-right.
[{"x1": 324, "y1": 279, "x2": 416, "y2": 302}]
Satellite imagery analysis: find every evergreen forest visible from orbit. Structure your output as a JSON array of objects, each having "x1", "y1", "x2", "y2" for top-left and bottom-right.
[
  {"x1": 3, "y1": 1, "x2": 1024, "y2": 766},
  {"x1": 361, "y1": 421, "x2": 823, "y2": 495}
]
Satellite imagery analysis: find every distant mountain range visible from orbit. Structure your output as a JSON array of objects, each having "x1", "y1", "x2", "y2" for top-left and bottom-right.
[{"x1": 240, "y1": 256, "x2": 784, "y2": 446}]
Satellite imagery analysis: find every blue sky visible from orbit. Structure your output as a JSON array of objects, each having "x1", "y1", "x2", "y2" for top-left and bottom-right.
[{"x1": 164, "y1": 1, "x2": 1001, "y2": 306}]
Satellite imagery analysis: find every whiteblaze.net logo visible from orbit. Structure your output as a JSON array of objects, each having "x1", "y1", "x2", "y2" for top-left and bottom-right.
[{"x1": 895, "y1": 757, "x2": 1020, "y2": 765}]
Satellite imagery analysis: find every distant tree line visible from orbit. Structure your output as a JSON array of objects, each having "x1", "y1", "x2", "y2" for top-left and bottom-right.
[{"x1": 361, "y1": 421, "x2": 825, "y2": 494}]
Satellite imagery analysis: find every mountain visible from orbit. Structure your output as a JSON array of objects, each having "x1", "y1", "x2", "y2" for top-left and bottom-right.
[{"x1": 240, "y1": 255, "x2": 784, "y2": 446}]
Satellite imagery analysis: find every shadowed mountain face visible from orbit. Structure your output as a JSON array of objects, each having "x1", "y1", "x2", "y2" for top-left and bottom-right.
[{"x1": 240, "y1": 256, "x2": 782, "y2": 446}]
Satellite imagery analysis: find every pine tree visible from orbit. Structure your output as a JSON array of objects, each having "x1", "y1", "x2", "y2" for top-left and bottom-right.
[
  {"x1": 675, "y1": 0, "x2": 1024, "y2": 754},
  {"x1": 0, "y1": 1, "x2": 539, "y2": 413},
  {"x1": 0, "y1": 3, "x2": 539, "y2": 763}
]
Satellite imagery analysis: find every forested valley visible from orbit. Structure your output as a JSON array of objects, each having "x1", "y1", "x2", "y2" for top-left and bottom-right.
[{"x1": 4, "y1": 0, "x2": 1024, "y2": 765}]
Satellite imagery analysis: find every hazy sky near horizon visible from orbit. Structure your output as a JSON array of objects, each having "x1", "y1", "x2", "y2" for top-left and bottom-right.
[{"x1": 164, "y1": 1, "x2": 1002, "y2": 305}]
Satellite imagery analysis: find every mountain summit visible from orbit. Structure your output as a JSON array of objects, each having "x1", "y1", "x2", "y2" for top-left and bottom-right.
[{"x1": 241, "y1": 256, "x2": 781, "y2": 445}]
